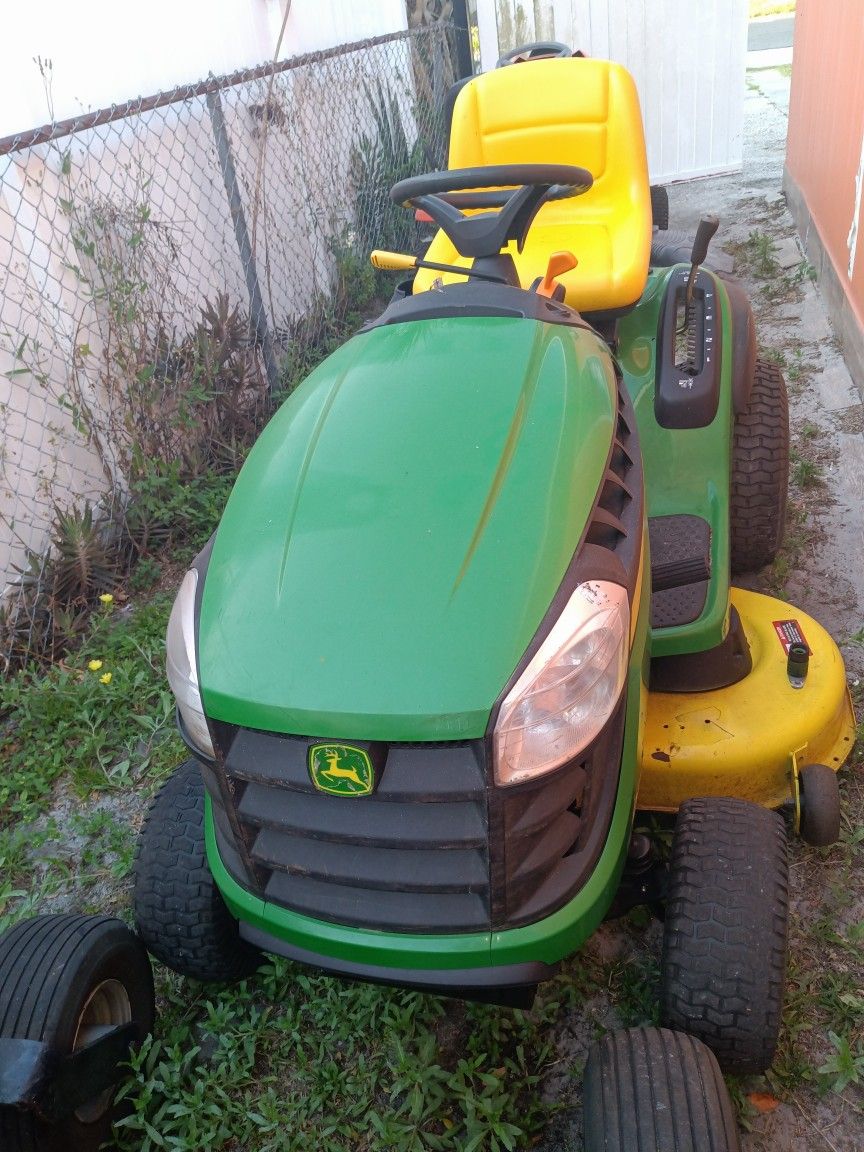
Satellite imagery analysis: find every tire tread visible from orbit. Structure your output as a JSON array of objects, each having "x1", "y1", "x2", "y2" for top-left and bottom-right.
[
  {"x1": 730, "y1": 359, "x2": 789, "y2": 574},
  {"x1": 133, "y1": 760, "x2": 260, "y2": 982},
  {"x1": 584, "y1": 1026, "x2": 740, "y2": 1152},
  {"x1": 660, "y1": 797, "x2": 788, "y2": 1073}
]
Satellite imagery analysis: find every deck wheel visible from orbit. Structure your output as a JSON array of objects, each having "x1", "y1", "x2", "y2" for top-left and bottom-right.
[{"x1": 798, "y1": 763, "x2": 842, "y2": 846}]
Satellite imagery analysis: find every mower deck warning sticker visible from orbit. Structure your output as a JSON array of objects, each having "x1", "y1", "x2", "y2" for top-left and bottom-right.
[{"x1": 772, "y1": 619, "x2": 810, "y2": 655}]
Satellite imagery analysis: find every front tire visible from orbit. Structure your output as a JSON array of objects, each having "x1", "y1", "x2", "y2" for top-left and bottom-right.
[
  {"x1": 133, "y1": 759, "x2": 261, "y2": 983},
  {"x1": 0, "y1": 914, "x2": 154, "y2": 1152},
  {"x1": 730, "y1": 358, "x2": 789, "y2": 574},
  {"x1": 583, "y1": 1027, "x2": 741, "y2": 1152},
  {"x1": 660, "y1": 797, "x2": 789, "y2": 1073}
]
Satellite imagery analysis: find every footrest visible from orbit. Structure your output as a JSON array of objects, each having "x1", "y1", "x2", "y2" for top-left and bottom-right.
[{"x1": 649, "y1": 515, "x2": 711, "y2": 629}]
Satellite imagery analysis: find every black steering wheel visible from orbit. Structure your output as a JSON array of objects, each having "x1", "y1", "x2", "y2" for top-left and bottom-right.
[
  {"x1": 390, "y1": 164, "x2": 593, "y2": 260},
  {"x1": 497, "y1": 42, "x2": 573, "y2": 67}
]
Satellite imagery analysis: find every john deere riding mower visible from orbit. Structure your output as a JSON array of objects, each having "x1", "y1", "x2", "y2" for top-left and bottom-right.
[{"x1": 1, "y1": 47, "x2": 855, "y2": 1152}]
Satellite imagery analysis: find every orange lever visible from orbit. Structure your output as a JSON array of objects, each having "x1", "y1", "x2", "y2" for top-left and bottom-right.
[{"x1": 536, "y1": 250, "x2": 578, "y2": 298}]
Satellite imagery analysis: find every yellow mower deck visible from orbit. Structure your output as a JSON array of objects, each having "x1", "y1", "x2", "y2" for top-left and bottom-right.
[{"x1": 638, "y1": 588, "x2": 855, "y2": 811}]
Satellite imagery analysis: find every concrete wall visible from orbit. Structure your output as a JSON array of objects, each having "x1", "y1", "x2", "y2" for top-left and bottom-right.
[
  {"x1": 1, "y1": 2, "x2": 409, "y2": 140},
  {"x1": 785, "y1": 0, "x2": 864, "y2": 391}
]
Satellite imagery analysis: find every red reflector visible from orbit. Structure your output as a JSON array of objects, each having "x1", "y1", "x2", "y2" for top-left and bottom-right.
[{"x1": 414, "y1": 209, "x2": 433, "y2": 223}]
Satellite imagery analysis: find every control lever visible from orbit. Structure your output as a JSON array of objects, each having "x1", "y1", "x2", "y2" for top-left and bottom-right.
[{"x1": 686, "y1": 215, "x2": 719, "y2": 307}]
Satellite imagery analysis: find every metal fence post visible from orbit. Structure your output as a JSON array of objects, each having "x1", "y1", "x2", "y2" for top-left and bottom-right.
[{"x1": 205, "y1": 88, "x2": 280, "y2": 394}]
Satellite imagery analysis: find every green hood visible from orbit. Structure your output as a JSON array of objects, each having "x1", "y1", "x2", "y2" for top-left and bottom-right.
[{"x1": 199, "y1": 315, "x2": 616, "y2": 740}]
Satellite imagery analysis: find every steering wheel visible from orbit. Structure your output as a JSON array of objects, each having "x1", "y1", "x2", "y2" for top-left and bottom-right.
[
  {"x1": 497, "y1": 42, "x2": 572, "y2": 67},
  {"x1": 390, "y1": 164, "x2": 593, "y2": 260}
]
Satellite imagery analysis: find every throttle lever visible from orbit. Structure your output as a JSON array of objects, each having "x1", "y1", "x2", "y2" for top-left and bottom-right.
[{"x1": 686, "y1": 215, "x2": 719, "y2": 306}]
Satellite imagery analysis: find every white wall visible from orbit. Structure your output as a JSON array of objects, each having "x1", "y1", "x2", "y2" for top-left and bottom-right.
[
  {"x1": 1, "y1": 1, "x2": 408, "y2": 139},
  {"x1": 475, "y1": 0, "x2": 749, "y2": 183}
]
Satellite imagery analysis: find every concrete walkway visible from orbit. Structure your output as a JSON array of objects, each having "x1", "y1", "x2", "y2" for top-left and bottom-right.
[{"x1": 747, "y1": 13, "x2": 794, "y2": 68}]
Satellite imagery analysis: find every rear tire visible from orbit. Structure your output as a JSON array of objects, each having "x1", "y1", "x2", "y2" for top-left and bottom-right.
[
  {"x1": 583, "y1": 1027, "x2": 741, "y2": 1152},
  {"x1": 730, "y1": 358, "x2": 789, "y2": 574},
  {"x1": 660, "y1": 797, "x2": 788, "y2": 1073},
  {"x1": 133, "y1": 760, "x2": 261, "y2": 983},
  {"x1": 799, "y1": 763, "x2": 842, "y2": 847},
  {"x1": 0, "y1": 914, "x2": 154, "y2": 1152}
]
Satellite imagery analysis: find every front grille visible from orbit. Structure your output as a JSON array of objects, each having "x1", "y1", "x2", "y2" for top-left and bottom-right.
[{"x1": 207, "y1": 730, "x2": 490, "y2": 933}]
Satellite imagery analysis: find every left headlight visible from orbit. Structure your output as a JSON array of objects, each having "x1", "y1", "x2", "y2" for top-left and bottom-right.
[
  {"x1": 166, "y1": 568, "x2": 215, "y2": 758},
  {"x1": 493, "y1": 580, "x2": 629, "y2": 787}
]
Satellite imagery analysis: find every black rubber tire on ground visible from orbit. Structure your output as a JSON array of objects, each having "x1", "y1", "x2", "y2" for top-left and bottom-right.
[
  {"x1": 0, "y1": 914, "x2": 154, "y2": 1152},
  {"x1": 799, "y1": 763, "x2": 842, "y2": 847},
  {"x1": 583, "y1": 1026, "x2": 741, "y2": 1152},
  {"x1": 660, "y1": 797, "x2": 789, "y2": 1074},
  {"x1": 133, "y1": 759, "x2": 261, "y2": 982},
  {"x1": 730, "y1": 358, "x2": 789, "y2": 574}
]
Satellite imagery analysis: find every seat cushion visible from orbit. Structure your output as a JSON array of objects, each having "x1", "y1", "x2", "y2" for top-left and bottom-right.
[{"x1": 413, "y1": 57, "x2": 652, "y2": 312}]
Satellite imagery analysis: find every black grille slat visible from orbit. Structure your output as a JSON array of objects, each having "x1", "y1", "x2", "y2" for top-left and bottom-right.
[
  {"x1": 238, "y1": 783, "x2": 486, "y2": 849},
  {"x1": 508, "y1": 811, "x2": 581, "y2": 885},
  {"x1": 264, "y1": 871, "x2": 487, "y2": 932},
  {"x1": 252, "y1": 827, "x2": 487, "y2": 893}
]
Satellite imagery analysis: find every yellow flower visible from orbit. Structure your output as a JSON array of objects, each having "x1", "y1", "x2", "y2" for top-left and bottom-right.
[
  {"x1": 99, "y1": 672, "x2": 112, "y2": 685},
  {"x1": 99, "y1": 593, "x2": 114, "y2": 605},
  {"x1": 88, "y1": 659, "x2": 103, "y2": 671}
]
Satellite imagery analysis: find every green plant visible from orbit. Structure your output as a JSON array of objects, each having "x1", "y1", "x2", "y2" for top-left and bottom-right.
[
  {"x1": 791, "y1": 455, "x2": 822, "y2": 488},
  {"x1": 818, "y1": 1030, "x2": 864, "y2": 1094},
  {"x1": 351, "y1": 79, "x2": 429, "y2": 258},
  {"x1": 123, "y1": 462, "x2": 233, "y2": 562},
  {"x1": 113, "y1": 962, "x2": 554, "y2": 1152},
  {"x1": 744, "y1": 230, "x2": 780, "y2": 278}
]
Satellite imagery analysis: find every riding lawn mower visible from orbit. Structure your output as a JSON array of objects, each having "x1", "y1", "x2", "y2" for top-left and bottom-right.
[{"x1": 1, "y1": 43, "x2": 855, "y2": 1152}]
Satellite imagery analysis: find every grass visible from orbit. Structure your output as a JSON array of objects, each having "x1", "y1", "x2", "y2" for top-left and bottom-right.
[
  {"x1": 0, "y1": 595, "x2": 180, "y2": 833},
  {"x1": 114, "y1": 967, "x2": 557, "y2": 1151},
  {"x1": 750, "y1": 1, "x2": 795, "y2": 17}
]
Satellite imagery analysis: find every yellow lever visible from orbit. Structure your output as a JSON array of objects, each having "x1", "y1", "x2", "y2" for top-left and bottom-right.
[{"x1": 370, "y1": 250, "x2": 418, "y2": 271}]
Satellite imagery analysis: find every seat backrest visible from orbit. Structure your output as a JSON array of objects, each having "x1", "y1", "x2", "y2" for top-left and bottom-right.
[{"x1": 414, "y1": 57, "x2": 652, "y2": 311}]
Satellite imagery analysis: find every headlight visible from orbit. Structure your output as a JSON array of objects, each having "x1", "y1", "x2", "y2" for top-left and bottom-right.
[
  {"x1": 166, "y1": 568, "x2": 215, "y2": 758},
  {"x1": 493, "y1": 580, "x2": 629, "y2": 786}
]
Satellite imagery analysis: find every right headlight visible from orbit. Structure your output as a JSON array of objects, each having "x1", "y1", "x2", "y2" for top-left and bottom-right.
[
  {"x1": 166, "y1": 568, "x2": 215, "y2": 758},
  {"x1": 493, "y1": 580, "x2": 629, "y2": 787}
]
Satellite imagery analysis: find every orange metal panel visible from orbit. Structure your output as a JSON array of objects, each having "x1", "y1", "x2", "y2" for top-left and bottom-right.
[{"x1": 787, "y1": 0, "x2": 864, "y2": 329}]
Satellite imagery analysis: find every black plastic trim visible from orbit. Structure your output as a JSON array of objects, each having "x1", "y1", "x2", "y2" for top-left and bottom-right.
[
  {"x1": 362, "y1": 280, "x2": 592, "y2": 332},
  {"x1": 650, "y1": 605, "x2": 752, "y2": 692},
  {"x1": 655, "y1": 267, "x2": 722, "y2": 429},
  {"x1": 723, "y1": 277, "x2": 757, "y2": 414},
  {"x1": 238, "y1": 921, "x2": 556, "y2": 1005}
]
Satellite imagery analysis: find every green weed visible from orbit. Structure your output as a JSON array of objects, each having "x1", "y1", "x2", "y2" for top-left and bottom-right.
[
  {"x1": 115, "y1": 963, "x2": 554, "y2": 1152},
  {"x1": 818, "y1": 1031, "x2": 864, "y2": 1094}
]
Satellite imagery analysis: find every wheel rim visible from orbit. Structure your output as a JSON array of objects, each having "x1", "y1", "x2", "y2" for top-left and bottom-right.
[{"x1": 72, "y1": 978, "x2": 132, "y2": 1123}]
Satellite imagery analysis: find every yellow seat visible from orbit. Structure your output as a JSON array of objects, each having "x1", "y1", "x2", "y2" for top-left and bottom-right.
[{"x1": 413, "y1": 57, "x2": 652, "y2": 313}]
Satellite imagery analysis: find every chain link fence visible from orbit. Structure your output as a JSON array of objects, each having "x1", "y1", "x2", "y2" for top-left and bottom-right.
[{"x1": 0, "y1": 24, "x2": 457, "y2": 670}]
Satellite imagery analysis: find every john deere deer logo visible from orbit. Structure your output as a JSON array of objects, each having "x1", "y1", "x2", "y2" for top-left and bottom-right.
[{"x1": 308, "y1": 743, "x2": 374, "y2": 796}]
